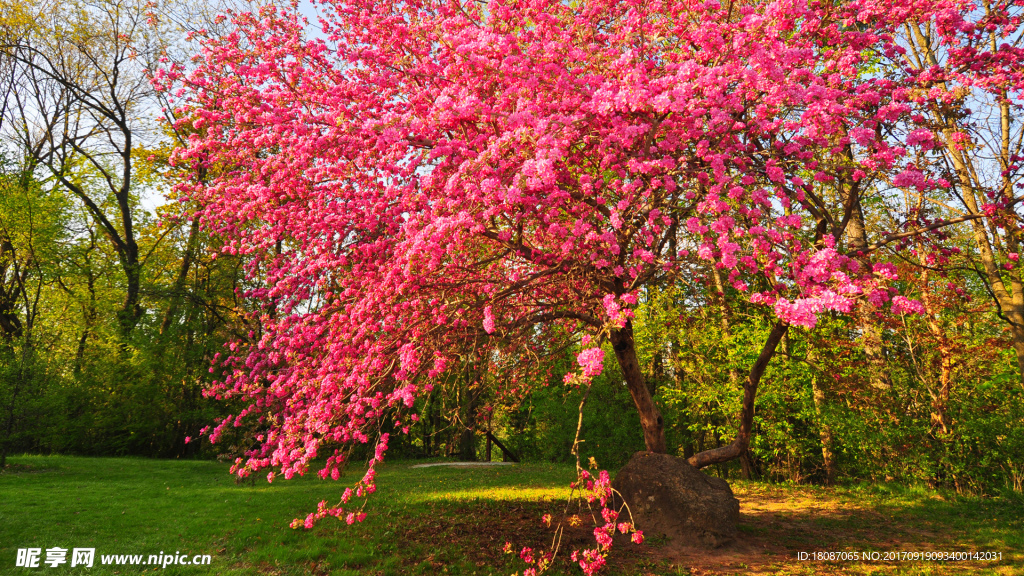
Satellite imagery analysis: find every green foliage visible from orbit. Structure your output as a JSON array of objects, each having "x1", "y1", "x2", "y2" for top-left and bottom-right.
[
  {"x1": 510, "y1": 351, "x2": 645, "y2": 470},
  {"x1": 0, "y1": 136, "x2": 241, "y2": 462}
]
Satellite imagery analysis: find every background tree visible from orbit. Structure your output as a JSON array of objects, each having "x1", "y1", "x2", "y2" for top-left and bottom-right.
[
  {"x1": 0, "y1": 144, "x2": 71, "y2": 467},
  {"x1": 0, "y1": 0, "x2": 163, "y2": 339},
  {"x1": 0, "y1": 0, "x2": 249, "y2": 461}
]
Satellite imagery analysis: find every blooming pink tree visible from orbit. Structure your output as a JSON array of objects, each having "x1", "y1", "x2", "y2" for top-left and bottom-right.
[{"x1": 159, "y1": 0, "x2": 1003, "y2": 545}]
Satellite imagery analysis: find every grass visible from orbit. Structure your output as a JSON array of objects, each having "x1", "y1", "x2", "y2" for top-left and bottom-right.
[{"x1": 0, "y1": 456, "x2": 1021, "y2": 575}]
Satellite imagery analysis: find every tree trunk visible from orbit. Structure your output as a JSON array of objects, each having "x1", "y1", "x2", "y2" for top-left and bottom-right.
[
  {"x1": 459, "y1": 391, "x2": 479, "y2": 461},
  {"x1": 159, "y1": 219, "x2": 201, "y2": 340},
  {"x1": 485, "y1": 431, "x2": 519, "y2": 463},
  {"x1": 458, "y1": 358, "x2": 483, "y2": 461},
  {"x1": 610, "y1": 319, "x2": 666, "y2": 453},
  {"x1": 919, "y1": 265, "x2": 955, "y2": 435},
  {"x1": 73, "y1": 267, "x2": 97, "y2": 374},
  {"x1": 739, "y1": 451, "x2": 756, "y2": 480},
  {"x1": 688, "y1": 321, "x2": 789, "y2": 469},
  {"x1": 809, "y1": 365, "x2": 836, "y2": 484},
  {"x1": 711, "y1": 266, "x2": 755, "y2": 479}
]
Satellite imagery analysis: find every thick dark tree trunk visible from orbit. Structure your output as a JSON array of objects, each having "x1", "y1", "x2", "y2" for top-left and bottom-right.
[
  {"x1": 688, "y1": 321, "x2": 789, "y2": 469},
  {"x1": 610, "y1": 320, "x2": 666, "y2": 453}
]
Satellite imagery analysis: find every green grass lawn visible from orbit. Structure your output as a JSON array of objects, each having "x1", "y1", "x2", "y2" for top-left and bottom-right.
[{"x1": 1, "y1": 456, "x2": 1021, "y2": 575}]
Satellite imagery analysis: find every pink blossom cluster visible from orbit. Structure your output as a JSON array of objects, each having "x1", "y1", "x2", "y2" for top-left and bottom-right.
[
  {"x1": 576, "y1": 348, "x2": 605, "y2": 378},
  {"x1": 569, "y1": 470, "x2": 642, "y2": 575}
]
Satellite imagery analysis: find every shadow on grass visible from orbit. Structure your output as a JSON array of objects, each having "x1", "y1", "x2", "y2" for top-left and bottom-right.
[
  {"x1": 646, "y1": 482, "x2": 1024, "y2": 576},
  {"x1": 365, "y1": 498, "x2": 657, "y2": 576}
]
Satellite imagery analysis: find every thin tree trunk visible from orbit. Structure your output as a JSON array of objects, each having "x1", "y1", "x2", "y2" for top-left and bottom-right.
[
  {"x1": 73, "y1": 269, "x2": 97, "y2": 374},
  {"x1": 459, "y1": 357, "x2": 484, "y2": 461},
  {"x1": 485, "y1": 431, "x2": 519, "y2": 463},
  {"x1": 485, "y1": 429, "x2": 492, "y2": 462},
  {"x1": 808, "y1": 346, "x2": 836, "y2": 484},
  {"x1": 159, "y1": 219, "x2": 201, "y2": 339},
  {"x1": 845, "y1": 187, "x2": 890, "y2": 390},
  {"x1": 919, "y1": 265, "x2": 955, "y2": 435},
  {"x1": 610, "y1": 319, "x2": 666, "y2": 453},
  {"x1": 688, "y1": 321, "x2": 789, "y2": 469}
]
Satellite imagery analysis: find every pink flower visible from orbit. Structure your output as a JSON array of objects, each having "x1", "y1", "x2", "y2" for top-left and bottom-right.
[
  {"x1": 893, "y1": 168, "x2": 927, "y2": 190},
  {"x1": 850, "y1": 127, "x2": 875, "y2": 146},
  {"x1": 579, "y1": 549, "x2": 606, "y2": 575},
  {"x1": 906, "y1": 128, "x2": 935, "y2": 150},
  {"x1": 577, "y1": 348, "x2": 605, "y2": 378},
  {"x1": 891, "y1": 296, "x2": 925, "y2": 315},
  {"x1": 873, "y1": 262, "x2": 899, "y2": 280},
  {"x1": 483, "y1": 305, "x2": 495, "y2": 334}
]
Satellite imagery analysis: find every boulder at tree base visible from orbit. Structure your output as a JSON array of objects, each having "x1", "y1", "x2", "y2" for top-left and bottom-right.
[{"x1": 612, "y1": 452, "x2": 739, "y2": 548}]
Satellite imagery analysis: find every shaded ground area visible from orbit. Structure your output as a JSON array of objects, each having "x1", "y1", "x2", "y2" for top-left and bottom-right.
[
  {"x1": 410, "y1": 462, "x2": 515, "y2": 468},
  {"x1": 657, "y1": 482, "x2": 1022, "y2": 575},
  {"x1": 391, "y1": 482, "x2": 1023, "y2": 575}
]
